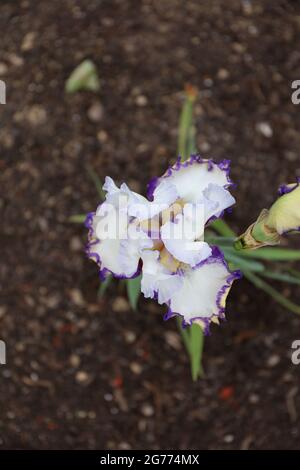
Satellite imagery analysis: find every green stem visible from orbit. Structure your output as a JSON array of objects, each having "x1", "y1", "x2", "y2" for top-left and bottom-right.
[{"x1": 244, "y1": 271, "x2": 300, "y2": 315}]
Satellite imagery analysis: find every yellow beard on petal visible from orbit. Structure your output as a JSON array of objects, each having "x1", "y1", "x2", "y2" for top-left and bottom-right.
[
  {"x1": 151, "y1": 239, "x2": 164, "y2": 251},
  {"x1": 159, "y1": 247, "x2": 181, "y2": 273},
  {"x1": 138, "y1": 198, "x2": 187, "y2": 268},
  {"x1": 161, "y1": 199, "x2": 185, "y2": 225},
  {"x1": 139, "y1": 215, "x2": 160, "y2": 235}
]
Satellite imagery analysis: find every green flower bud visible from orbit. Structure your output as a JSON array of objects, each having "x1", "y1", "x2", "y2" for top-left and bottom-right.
[
  {"x1": 235, "y1": 179, "x2": 300, "y2": 251},
  {"x1": 267, "y1": 181, "x2": 300, "y2": 235}
]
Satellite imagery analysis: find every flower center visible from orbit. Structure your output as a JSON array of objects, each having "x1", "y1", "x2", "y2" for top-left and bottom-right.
[{"x1": 139, "y1": 199, "x2": 186, "y2": 273}]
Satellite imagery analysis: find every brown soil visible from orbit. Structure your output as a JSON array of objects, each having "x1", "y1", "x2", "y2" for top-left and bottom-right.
[{"x1": 1, "y1": 0, "x2": 300, "y2": 450}]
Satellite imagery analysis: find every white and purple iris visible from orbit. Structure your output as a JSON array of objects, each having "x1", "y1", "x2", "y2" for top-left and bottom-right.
[{"x1": 85, "y1": 155, "x2": 241, "y2": 333}]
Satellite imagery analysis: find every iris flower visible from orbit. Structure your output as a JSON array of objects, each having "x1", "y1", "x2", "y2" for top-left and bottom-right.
[{"x1": 86, "y1": 155, "x2": 240, "y2": 332}]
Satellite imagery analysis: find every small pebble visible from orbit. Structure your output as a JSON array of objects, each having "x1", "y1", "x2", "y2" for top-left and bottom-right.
[
  {"x1": 130, "y1": 362, "x2": 143, "y2": 375},
  {"x1": 69, "y1": 354, "x2": 81, "y2": 368},
  {"x1": 141, "y1": 404, "x2": 154, "y2": 417},
  {"x1": 44, "y1": 294, "x2": 60, "y2": 309},
  {"x1": 87, "y1": 102, "x2": 104, "y2": 122},
  {"x1": 232, "y1": 42, "x2": 246, "y2": 53},
  {"x1": 118, "y1": 442, "x2": 131, "y2": 450},
  {"x1": 104, "y1": 393, "x2": 113, "y2": 402},
  {"x1": 256, "y1": 122, "x2": 273, "y2": 138},
  {"x1": 112, "y1": 297, "x2": 129, "y2": 313},
  {"x1": 69, "y1": 288, "x2": 85, "y2": 307},
  {"x1": 199, "y1": 141, "x2": 211, "y2": 152},
  {"x1": 135, "y1": 95, "x2": 148, "y2": 107},
  {"x1": 21, "y1": 32, "x2": 36, "y2": 51},
  {"x1": 217, "y1": 68, "x2": 230, "y2": 80},
  {"x1": 249, "y1": 393, "x2": 260, "y2": 404},
  {"x1": 267, "y1": 354, "x2": 280, "y2": 367},
  {"x1": 26, "y1": 105, "x2": 47, "y2": 126},
  {"x1": 164, "y1": 331, "x2": 182, "y2": 351},
  {"x1": 70, "y1": 236, "x2": 82, "y2": 252},
  {"x1": 97, "y1": 130, "x2": 108, "y2": 143},
  {"x1": 124, "y1": 330, "x2": 136, "y2": 344},
  {"x1": 75, "y1": 371, "x2": 90, "y2": 384},
  {"x1": 0, "y1": 129, "x2": 14, "y2": 149},
  {"x1": 7, "y1": 53, "x2": 24, "y2": 67}
]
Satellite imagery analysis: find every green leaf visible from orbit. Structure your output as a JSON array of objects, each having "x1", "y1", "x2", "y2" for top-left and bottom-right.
[
  {"x1": 69, "y1": 214, "x2": 86, "y2": 223},
  {"x1": 211, "y1": 219, "x2": 236, "y2": 238},
  {"x1": 288, "y1": 269, "x2": 300, "y2": 279},
  {"x1": 260, "y1": 270, "x2": 300, "y2": 286},
  {"x1": 240, "y1": 247, "x2": 300, "y2": 261},
  {"x1": 244, "y1": 271, "x2": 300, "y2": 315},
  {"x1": 126, "y1": 275, "x2": 141, "y2": 310},
  {"x1": 176, "y1": 317, "x2": 191, "y2": 355},
  {"x1": 86, "y1": 165, "x2": 105, "y2": 200},
  {"x1": 98, "y1": 275, "x2": 113, "y2": 297},
  {"x1": 190, "y1": 324, "x2": 204, "y2": 381},
  {"x1": 205, "y1": 235, "x2": 236, "y2": 246},
  {"x1": 178, "y1": 89, "x2": 197, "y2": 161},
  {"x1": 222, "y1": 248, "x2": 265, "y2": 272},
  {"x1": 65, "y1": 60, "x2": 100, "y2": 93}
]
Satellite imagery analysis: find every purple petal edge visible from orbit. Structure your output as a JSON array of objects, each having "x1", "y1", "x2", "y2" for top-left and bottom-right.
[
  {"x1": 163, "y1": 245, "x2": 241, "y2": 334},
  {"x1": 147, "y1": 154, "x2": 235, "y2": 200},
  {"x1": 278, "y1": 177, "x2": 300, "y2": 196},
  {"x1": 84, "y1": 212, "x2": 141, "y2": 281}
]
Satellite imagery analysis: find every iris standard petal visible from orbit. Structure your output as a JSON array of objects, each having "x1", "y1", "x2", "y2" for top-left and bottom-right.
[
  {"x1": 203, "y1": 183, "x2": 236, "y2": 223},
  {"x1": 147, "y1": 155, "x2": 233, "y2": 204},
  {"x1": 160, "y1": 204, "x2": 212, "y2": 267},
  {"x1": 128, "y1": 179, "x2": 178, "y2": 221}
]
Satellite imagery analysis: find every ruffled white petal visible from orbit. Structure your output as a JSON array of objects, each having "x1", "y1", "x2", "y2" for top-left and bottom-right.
[
  {"x1": 153, "y1": 158, "x2": 231, "y2": 204},
  {"x1": 119, "y1": 225, "x2": 153, "y2": 277},
  {"x1": 161, "y1": 204, "x2": 212, "y2": 267},
  {"x1": 203, "y1": 184, "x2": 236, "y2": 222},
  {"x1": 90, "y1": 203, "x2": 152, "y2": 278},
  {"x1": 152, "y1": 179, "x2": 178, "y2": 208},
  {"x1": 167, "y1": 254, "x2": 235, "y2": 325},
  {"x1": 141, "y1": 250, "x2": 183, "y2": 304},
  {"x1": 102, "y1": 176, "x2": 145, "y2": 209},
  {"x1": 95, "y1": 202, "x2": 128, "y2": 240},
  {"x1": 102, "y1": 176, "x2": 119, "y2": 195}
]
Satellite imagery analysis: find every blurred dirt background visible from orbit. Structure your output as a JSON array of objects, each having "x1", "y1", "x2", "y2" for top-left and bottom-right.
[{"x1": 1, "y1": 0, "x2": 300, "y2": 450}]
